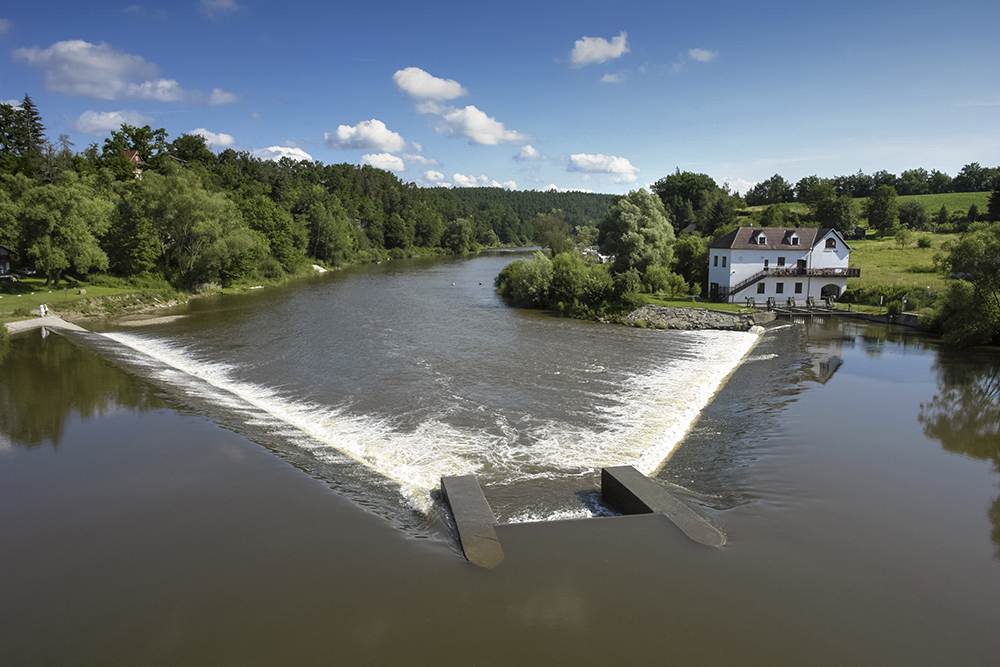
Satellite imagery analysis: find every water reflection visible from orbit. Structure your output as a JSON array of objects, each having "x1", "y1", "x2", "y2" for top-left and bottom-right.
[
  {"x1": 919, "y1": 352, "x2": 1000, "y2": 557},
  {"x1": 0, "y1": 333, "x2": 161, "y2": 448}
]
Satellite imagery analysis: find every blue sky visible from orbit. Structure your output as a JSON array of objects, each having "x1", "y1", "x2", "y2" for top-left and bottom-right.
[{"x1": 2, "y1": 0, "x2": 999, "y2": 193}]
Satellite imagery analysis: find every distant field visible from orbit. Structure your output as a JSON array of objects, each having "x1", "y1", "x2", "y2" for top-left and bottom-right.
[
  {"x1": 745, "y1": 191, "x2": 990, "y2": 216},
  {"x1": 847, "y1": 232, "x2": 954, "y2": 290}
]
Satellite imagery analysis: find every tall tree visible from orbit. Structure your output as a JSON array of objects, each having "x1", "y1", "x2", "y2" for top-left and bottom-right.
[
  {"x1": 598, "y1": 188, "x2": 675, "y2": 276},
  {"x1": 866, "y1": 185, "x2": 899, "y2": 236}
]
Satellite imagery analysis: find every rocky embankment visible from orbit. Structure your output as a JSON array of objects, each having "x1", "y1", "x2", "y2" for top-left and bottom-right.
[{"x1": 622, "y1": 305, "x2": 773, "y2": 332}]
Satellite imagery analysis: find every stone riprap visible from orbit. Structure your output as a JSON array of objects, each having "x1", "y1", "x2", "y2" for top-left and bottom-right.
[{"x1": 622, "y1": 305, "x2": 772, "y2": 332}]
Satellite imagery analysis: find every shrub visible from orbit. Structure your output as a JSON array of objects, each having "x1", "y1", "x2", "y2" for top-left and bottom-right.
[
  {"x1": 917, "y1": 237, "x2": 933, "y2": 249},
  {"x1": 840, "y1": 283, "x2": 938, "y2": 310},
  {"x1": 930, "y1": 280, "x2": 1000, "y2": 346},
  {"x1": 495, "y1": 252, "x2": 553, "y2": 308}
]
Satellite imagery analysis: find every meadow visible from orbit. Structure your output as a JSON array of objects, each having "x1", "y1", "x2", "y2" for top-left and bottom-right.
[{"x1": 745, "y1": 191, "x2": 990, "y2": 215}]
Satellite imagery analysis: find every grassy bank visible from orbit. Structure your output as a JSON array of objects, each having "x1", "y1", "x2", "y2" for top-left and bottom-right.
[
  {"x1": 638, "y1": 294, "x2": 746, "y2": 313},
  {"x1": 0, "y1": 278, "x2": 174, "y2": 324},
  {"x1": 847, "y1": 232, "x2": 953, "y2": 290},
  {"x1": 745, "y1": 191, "x2": 990, "y2": 216}
]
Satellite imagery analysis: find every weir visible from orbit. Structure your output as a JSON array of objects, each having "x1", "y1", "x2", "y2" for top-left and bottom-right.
[{"x1": 442, "y1": 465, "x2": 725, "y2": 567}]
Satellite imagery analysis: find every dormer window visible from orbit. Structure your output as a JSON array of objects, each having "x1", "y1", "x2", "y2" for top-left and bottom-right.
[
  {"x1": 757, "y1": 234, "x2": 767, "y2": 245},
  {"x1": 790, "y1": 235, "x2": 800, "y2": 246},
  {"x1": 825, "y1": 238, "x2": 836, "y2": 249}
]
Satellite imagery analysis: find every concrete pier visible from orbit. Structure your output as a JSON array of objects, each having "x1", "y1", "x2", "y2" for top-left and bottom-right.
[
  {"x1": 4, "y1": 316, "x2": 87, "y2": 335},
  {"x1": 440, "y1": 475, "x2": 504, "y2": 569},
  {"x1": 601, "y1": 466, "x2": 726, "y2": 547}
]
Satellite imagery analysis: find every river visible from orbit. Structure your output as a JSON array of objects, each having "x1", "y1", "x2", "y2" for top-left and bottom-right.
[{"x1": 1, "y1": 252, "x2": 999, "y2": 665}]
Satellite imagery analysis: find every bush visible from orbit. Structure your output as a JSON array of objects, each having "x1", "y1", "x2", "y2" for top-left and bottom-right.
[
  {"x1": 840, "y1": 283, "x2": 938, "y2": 310},
  {"x1": 495, "y1": 252, "x2": 553, "y2": 308},
  {"x1": 930, "y1": 280, "x2": 1000, "y2": 346},
  {"x1": 917, "y1": 237, "x2": 933, "y2": 249}
]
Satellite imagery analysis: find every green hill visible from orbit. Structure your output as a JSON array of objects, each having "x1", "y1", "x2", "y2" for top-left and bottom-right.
[{"x1": 745, "y1": 191, "x2": 990, "y2": 216}]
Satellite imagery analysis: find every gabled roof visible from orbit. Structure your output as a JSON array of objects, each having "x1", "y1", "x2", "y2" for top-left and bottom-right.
[{"x1": 709, "y1": 227, "x2": 849, "y2": 250}]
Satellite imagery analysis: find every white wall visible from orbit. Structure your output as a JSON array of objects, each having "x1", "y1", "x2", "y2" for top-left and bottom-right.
[{"x1": 734, "y1": 276, "x2": 848, "y2": 305}]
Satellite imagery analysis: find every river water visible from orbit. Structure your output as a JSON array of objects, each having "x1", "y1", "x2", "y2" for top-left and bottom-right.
[{"x1": 2, "y1": 253, "x2": 999, "y2": 665}]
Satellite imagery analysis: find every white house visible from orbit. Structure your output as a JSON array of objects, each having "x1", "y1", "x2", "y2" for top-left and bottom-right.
[{"x1": 707, "y1": 227, "x2": 858, "y2": 305}]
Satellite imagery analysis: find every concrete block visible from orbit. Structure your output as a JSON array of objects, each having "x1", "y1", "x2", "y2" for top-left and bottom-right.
[{"x1": 440, "y1": 475, "x2": 504, "y2": 569}]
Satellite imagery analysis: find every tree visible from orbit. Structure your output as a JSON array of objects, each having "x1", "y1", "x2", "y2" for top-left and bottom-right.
[
  {"x1": 897, "y1": 168, "x2": 930, "y2": 195},
  {"x1": 967, "y1": 204, "x2": 980, "y2": 224},
  {"x1": 106, "y1": 183, "x2": 161, "y2": 275},
  {"x1": 495, "y1": 251, "x2": 553, "y2": 308},
  {"x1": 812, "y1": 192, "x2": 856, "y2": 233},
  {"x1": 169, "y1": 133, "x2": 217, "y2": 165},
  {"x1": 698, "y1": 193, "x2": 736, "y2": 236},
  {"x1": 953, "y1": 163, "x2": 1000, "y2": 192},
  {"x1": 651, "y1": 170, "x2": 719, "y2": 229},
  {"x1": 745, "y1": 174, "x2": 793, "y2": 206},
  {"x1": 442, "y1": 218, "x2": 476, "y2": 255},
  {"x1": 935, "y1": 205, "x2": 950, "y2": 228},
  {"x1": 928, "y1": 170, "x2": 953, "y2": 194},
  {"x1": 101, "y1": 124, "x2": 169, "y2": 179},
  {"x1": 988, "y1": 183, "x2": 1000, "y2": 222},
  {"x1": 933, "y1": 222, "x2": 1000, "y2": 345},
  {"x1": 794, "y1": 175, "x2": 827, "y2": 204},
  {"x1": 237, "y1": 194, "x2": 306, "y2": 271},
  {"x1": 895, "y1": 227, "x2": 913, "y2": 248},
  {"x1": 598, "y1": 188, "x2": 675, "y2": 276},
  {"x1": 384, "y1": 212, "x2": 413, "y2": 249},
  {"x1": 534, "y1": 209, "x2": 572, "y2": 256},
  {"x1": 19, "y1": 175, "x2": 112, "y2": 284},
  {"x1": 866, "y1": 185, "x2": 899, "y2": 236},
  {"x1": 760, "y1": 203, "x2": 798, "y2": 228},
  {"x1": 410, "y1": 200, "x2": 444, "y2": 247},
  {"x1": 898, "y1": 201, "x2": 929, "y2": 229},
  {"x1": 672, "y1": 233, "x2": 709, "y2": 295}
]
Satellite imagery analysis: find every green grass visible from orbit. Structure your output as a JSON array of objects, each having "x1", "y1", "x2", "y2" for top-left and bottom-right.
[
  {"x1": 0, "y1": 278, "x2": 161, "y2": 324},
  {"x1": 745, "y1": 191, "x2": 990, "y2": 216},
  {"x1": 638, "y1": 294, "x2": 747, "y2": 313},
  {"x1": 847, "y1": 232, "x2": 954, "y2": 290}
]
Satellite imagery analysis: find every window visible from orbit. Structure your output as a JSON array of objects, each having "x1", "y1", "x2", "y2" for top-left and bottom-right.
[
  {"x1": 776, "y1": 282, "x2": 784, "y2": 294},
  {"x1": 757, "y1": 235, "x2": 767, "y2": 245},
  {"x1": 825, "y1": 238, "x2": 837, "y2": 249},
  {"x1": 757, "y1": 282, "x2": 766, "y2": 294},
  {"x1": 721, "y1": 256, "x2": 727, "y2": 267},
  {"x1": 795, "y1": 282, "x2": 803, "y2": 294},
  {"x1": 777, "y1": 257, "x2": 785, "y2": 267},
  {"x1": 713, "y1": 255, "x2": 718, "y2": 267},
  {"x1": 791, "y1": 236, "x2": 800, "y2": 246}
]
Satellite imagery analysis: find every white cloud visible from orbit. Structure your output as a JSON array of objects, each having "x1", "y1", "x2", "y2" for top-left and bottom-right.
[
  {"x1": 570, "y1": 32, "x2": 629, "y2": 67},
  {"x1": 515, "y1": 144, "x2": 540, "y2": 161},
  {"x1": 687, "y1": 48, "x2": 718, "y2": 63},
  {"x1": 208, "y1": 87, "x2": 238, "y2": 105},
  {"x1": 2, "y1": 99, "x2": 22, "y2": 109},
  {"x1": 393, "y1": 67, "x2": 466, "y2": 101},
  {"x1": 0, "y1": 18, "x2": 11, "y2": 34},
  {"x1": 201, "y1": 0, "x2": 241, "y2": 17},
  {"x1": 424, "y1": 170, "x2": 445, "y2": 182},
  {"x1": 403, "y1": 153, "x2": 436, "y2": 165},
  {"x1": 190, "y1": 127, "x2": 235, "y2": 147},
  {"x1": 721, "y1": 177, "x2": 755, "y2": 194},
  {"x1": 452, "y1": 173, "x2": 517, "y2": 189},
  {"x1": 411, "y1": 142, "x2": 423, "y2": 152},
  {"x1": 73, "y1": 109, "x2": 151, "y2": 133},
  {"x1": 439, "y1": 105, "x2": 525, "y2": 145},
  {"x1": 13, "y1": 39, "x2": 229, "y2": 104},
  {"x1": 600, "y1": 73, "x2": 624, "y2": 84},
  {"x1": 362, "y1": 153, "x2": 405, "y2": 172},
  {"x1": 568, "y1": 152, "x2": 639, "y2": 182},
  {"x1": 325, "y1": 118, "x2": 406, "y2": 152},
  {"x1": 126, "y1": 78, "x2": 183, "y2": 101},
  {"x1": 253, "y1": 145, "x2": 313, "y2": 162}
]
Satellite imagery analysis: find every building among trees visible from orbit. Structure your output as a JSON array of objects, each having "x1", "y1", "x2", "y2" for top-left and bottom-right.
[{"x1": 707, "y1": 227, "x2": 858, "y2": 304}]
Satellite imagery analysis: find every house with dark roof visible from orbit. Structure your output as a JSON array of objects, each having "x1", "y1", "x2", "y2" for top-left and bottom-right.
[
  {"x1": 707, "y1": 227, "x2": 859, "y2": 304},
  {"x1": 0, "y1": 244, "x2": 12, "y2": 276}
]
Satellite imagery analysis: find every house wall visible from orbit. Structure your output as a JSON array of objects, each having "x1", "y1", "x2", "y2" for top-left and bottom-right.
[{"x1": 734, "y1": 276, "x2": 848, "y2": 305}]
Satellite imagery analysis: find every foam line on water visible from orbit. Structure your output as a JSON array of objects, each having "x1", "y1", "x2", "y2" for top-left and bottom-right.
[{"x1": 102, "y1": 332, "x2": 485, "y2": 512}]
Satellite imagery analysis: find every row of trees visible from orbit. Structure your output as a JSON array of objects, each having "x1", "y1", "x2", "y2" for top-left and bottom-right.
[
  {"x1": 0, "y1": 96, "x2": 615, "y2": 288},
  {"x1": 745, "y1": 164, "x2": 1000, "y2": 206}
]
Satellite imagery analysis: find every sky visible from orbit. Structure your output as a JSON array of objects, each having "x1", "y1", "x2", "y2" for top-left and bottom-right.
[{"x1": 1, "y1": 0, "x2": 999, "y2": 194}]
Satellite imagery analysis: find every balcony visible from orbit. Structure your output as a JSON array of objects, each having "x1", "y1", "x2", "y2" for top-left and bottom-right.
[{"x1": 765, "y1": 267, "x2": 860, "y2": 278}]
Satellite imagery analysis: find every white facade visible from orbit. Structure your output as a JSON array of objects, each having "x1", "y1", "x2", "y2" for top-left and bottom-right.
[{"x1": 708, "y1": 228, "x2": 856, "y2": 305}]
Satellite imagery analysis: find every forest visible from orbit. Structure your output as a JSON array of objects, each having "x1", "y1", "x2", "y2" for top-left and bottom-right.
[{"x1": 0, "y1": 96, "x2": 614, "y2": 289}]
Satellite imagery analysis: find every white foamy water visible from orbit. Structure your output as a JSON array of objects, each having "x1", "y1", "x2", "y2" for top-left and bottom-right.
[{"x1": 102, "y1": 328, "x2": 760, "y2": 514}]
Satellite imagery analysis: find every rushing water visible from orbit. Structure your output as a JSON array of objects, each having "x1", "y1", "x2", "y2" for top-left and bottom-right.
[{"x1": 2, "y1": 254, "x2": 999, "y2": 665}]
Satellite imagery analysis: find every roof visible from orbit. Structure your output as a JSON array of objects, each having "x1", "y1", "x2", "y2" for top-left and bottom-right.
[
  {"x1": 0, "y1": 244, "x2": 12, "y2": 254},
  {"x1": 709, "y1": 227, "x2": 848, "y2": 250},
  {"x1": 122, "y1": 149, "x2": 146, "y2": 165}
]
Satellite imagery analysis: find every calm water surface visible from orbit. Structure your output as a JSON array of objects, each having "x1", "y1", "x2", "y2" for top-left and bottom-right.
[{"x1": 1, "y1": 253, "x2": 998, "y2": 665}]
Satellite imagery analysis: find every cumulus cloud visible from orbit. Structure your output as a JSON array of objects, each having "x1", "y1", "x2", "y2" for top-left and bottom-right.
[
  {"x1": 190, "y1": 127, "x2": 235, "y2": 147},
  {"x1": 600, "y1": 73, "x2": 624, "y2": 84},
  {"x1": 452, "y1": 173, "x2": 517, "y2": 189},
  {"x1": 424, "y1": 170, "x2": 446, "y2": 182},
  {"x1": 439, "y1": 105, "x2": 524, "y2": 145},
  {"x1": 570, "y1": 32, "x2": 629, "y2": 67},
  {"x1": 403, "y1": 153, "x2": 436, "y2": 165},
  {"x1": 722, "y1": 177, "x2": 754, "y2": 194},
  {"x1": 0, "y1": 18, "x2": 11, "y2": 34},
  {"x1": 325, "y1": 118, "x2": 406, "y2": 152},
  {"x1": 208, "y1": 87, "x2": 238, "y2": 105},
  {"x1": 253, "y1": 145, "x2": 313, "y2": 162},
  {"x1": 73, "y1": 109, "x2": 151, "y2": 134},
  {"x1": 687, "y1": 48, "x2": 718, "y2": 62},
  {"x1": 568, "y1": 152, "x2": 639, "y2": 182},
  {"x1": 201, "y1": 0, "x2": 241, "y2": 17},
  {"x1": 13, "y1": 39, "x2": 228, "y2": 103},
  {"x1": 515, "y1": 144, "x2": 540, "y2": 161},
  {"x1": 393, "y1": 67, "x2": 467, "y2": 101},
  {"x1": 362, "y1": 153, "x2": 405, "y2": 172}
]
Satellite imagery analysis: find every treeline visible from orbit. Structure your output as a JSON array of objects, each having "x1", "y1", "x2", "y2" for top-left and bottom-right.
[
  {"x1": 744, "y1": 164, "x2": 1000, "y2": 206},
  {"x1": 0, "y1": 96, "x2": 613, "y2": 289}
]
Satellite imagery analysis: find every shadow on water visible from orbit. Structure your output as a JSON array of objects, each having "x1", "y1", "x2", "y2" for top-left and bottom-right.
[
  {"x1": 0, "y1": 332, "x2": 161, "y2": 448},
  {"x1": 919, "y1": 350, "x2": 1000, "y2": 558}
]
